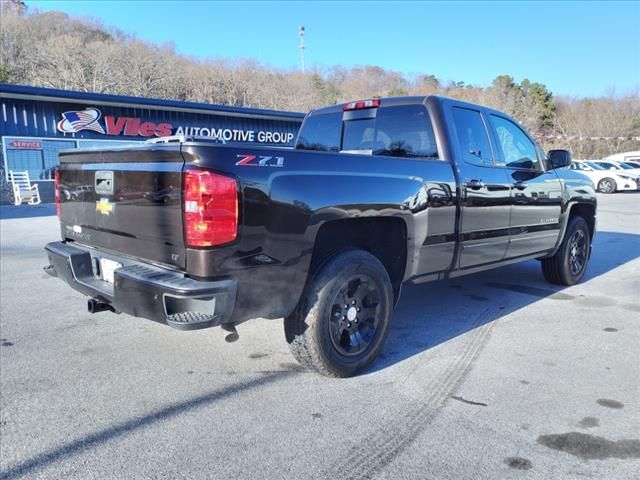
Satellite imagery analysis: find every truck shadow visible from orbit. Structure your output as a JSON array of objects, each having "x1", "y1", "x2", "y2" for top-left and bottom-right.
[{"x1": 368, "y1": 230, "x2": 640, "y2": 373}]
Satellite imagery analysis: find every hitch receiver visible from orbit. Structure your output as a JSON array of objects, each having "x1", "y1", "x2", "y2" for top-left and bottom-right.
[{"x1": 87, "y1": 298, "x2": 116, "y2": 314}]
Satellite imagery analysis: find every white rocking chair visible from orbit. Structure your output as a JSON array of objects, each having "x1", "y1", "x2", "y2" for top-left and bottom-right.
[{"x1": 9, "y1": 170, "x2": 41, "y2": 205}]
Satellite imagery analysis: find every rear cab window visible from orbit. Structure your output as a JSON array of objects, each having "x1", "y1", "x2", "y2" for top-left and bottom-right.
[{"x1": 296, "y1": 104, "x2": 439, "y2": 160}]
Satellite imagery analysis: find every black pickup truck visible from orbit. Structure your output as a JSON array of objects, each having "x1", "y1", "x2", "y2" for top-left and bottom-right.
[{"x1": 45, "y1": 96, "x2": 597, "y2": 377}]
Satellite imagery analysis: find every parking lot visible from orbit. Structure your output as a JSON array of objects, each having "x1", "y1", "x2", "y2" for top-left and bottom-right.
[{"x1": 0, "y1": 193, "x2": 638, "y2": 479}]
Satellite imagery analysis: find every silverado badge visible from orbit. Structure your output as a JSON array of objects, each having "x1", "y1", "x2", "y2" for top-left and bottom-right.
[{"x1": 96, "y1": 198, "x2": 114, "y2": 215}]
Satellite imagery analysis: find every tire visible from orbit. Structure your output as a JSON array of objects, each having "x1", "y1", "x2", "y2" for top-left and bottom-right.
[
  {"x1": 541, "y1": 216, "x2": 590, "y2": 286},
  {"x1": 597, "y1": 178, "x2": 617, "y2": 193},
  {"x1": 284, "y1": 250, "x2": 394, "y2": 377}
]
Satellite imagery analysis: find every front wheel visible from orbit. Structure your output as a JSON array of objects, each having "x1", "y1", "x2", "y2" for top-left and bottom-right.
[
  {"x1": 541, "y1": 216, "x2": 591, "y2": 286},
  {"x1": 597, "y1": 178, "x2": 617, "y2": 193},
  {"x1": 284, "y1": 250, "x2": 393, "y2": 377}
]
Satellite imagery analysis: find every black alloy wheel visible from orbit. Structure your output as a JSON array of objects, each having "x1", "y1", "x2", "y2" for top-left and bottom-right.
[
  {"x1": 284, "y1": 250, "x2": 393, "y2": 377},
  {"x1": 567, "y1": 229, "x2": 588, "y2": 276},
  {"x1": 541, "y1": 215, "x2": 591, "y2": 286},
  {"x1": 328, "y1": 274, "x2": 382, "y2": 357}
]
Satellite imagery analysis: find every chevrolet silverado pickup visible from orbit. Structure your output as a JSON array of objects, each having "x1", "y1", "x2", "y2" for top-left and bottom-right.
[{"x1": 45, "y1": 96, "x2": 597, "y2": 377}]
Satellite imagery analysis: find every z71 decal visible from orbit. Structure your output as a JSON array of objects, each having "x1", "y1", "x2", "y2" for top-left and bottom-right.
[{"x1": 236, "y1": 154, "x2": 284, "y2": 167}]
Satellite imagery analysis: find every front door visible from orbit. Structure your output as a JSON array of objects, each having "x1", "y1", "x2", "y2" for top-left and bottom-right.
[
  {"x1": 449, "y1": 104, "x2": 512, "y2": 268},
  {"x1": 488, "y1": 114, "x2": 563, "y2": 258}
]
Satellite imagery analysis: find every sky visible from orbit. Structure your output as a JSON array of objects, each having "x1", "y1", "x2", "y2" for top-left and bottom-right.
[{"x1": 27, "y1": 0, "x2": 640, "y2": 98}]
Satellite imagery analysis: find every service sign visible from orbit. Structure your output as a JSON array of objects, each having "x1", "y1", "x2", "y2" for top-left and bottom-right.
[{"x1": 8, "y1": 141, "x2": 42, "y2": 149}]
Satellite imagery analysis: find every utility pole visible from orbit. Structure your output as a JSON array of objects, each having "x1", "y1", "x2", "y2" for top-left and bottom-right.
[{"x1": 299, "y1": 25, "x2": 305, "y2": 73}]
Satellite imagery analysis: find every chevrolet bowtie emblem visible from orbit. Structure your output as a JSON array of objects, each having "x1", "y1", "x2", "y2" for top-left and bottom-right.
[{"x1": 96, "y1": 198, "x2": 114, "y2": 215}]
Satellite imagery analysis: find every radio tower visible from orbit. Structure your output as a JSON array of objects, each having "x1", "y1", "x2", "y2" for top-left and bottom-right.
[{"x1": 299, "y1": 25, "x2": 305, "y2": 73}]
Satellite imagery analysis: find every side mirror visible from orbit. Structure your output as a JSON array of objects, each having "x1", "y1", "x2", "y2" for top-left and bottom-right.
[{"x1": 547, "y1": 149, "x2": 572, "y2": 169}]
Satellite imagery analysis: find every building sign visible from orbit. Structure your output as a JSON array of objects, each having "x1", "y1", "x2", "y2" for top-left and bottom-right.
[
  {"x1": 56, "y1": 107, "x2": 295, "y2": 144},
  {"x1": 8, "y1": 140, "x2": 42, "y2": 149}
]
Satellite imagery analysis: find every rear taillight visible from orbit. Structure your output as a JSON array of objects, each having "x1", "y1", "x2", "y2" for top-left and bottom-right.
[
  {"x1": 54, "y1": 168, "x2": 61, "y2": 220},
  {"x1": 343, "y1": 99, "x2": 380, "y2": 111},
  {"x1": 183, "y1": 170, "x2": 238, "y2": 247}
]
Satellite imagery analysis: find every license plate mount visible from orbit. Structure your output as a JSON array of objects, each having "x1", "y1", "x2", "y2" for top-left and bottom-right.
[{"x1": 99, "y1": 258, "x2": 122, "y2": 284}]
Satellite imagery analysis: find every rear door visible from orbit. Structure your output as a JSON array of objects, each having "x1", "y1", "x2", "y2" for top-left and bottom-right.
[
  {"x1": 58, "y1": 145, "x2": 186, "y2": 269},
  {"x1": 448, "y1": 104, "x2": 512, "y2": 268},
  {"x1": 487, "y1": 114, "x2": 562, "y2": 258}
]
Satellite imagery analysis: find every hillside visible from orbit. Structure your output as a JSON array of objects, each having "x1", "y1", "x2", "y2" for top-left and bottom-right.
[{"x1": 1, "y1": 0, "x2": 638, "y2": 158}]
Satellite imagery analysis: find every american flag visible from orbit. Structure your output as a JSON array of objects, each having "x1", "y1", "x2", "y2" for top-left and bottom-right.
[{"x1": 57, "y1": 108, "x2": 105, "y2": 134}]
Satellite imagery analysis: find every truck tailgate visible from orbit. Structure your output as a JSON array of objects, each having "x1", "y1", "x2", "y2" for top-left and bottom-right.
[{"x1": 58, "y1": 146, "x2": 186, "y2": 270}]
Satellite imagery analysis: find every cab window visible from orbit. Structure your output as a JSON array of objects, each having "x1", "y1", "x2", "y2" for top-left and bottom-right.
[
  {"x1": 297, "y1": 105, "x2": 438, "y2": 159},
  {"x1": 295, "y1": 111, "x2": 342, "y2": 152},
  {"x1": 451, "y1": 107, "x2": 493, "y2": 166},
  {"x1": 490, "y1": 115, "x2": 541, "y2": 170},
  {"x1": 342, "y1": 105, "x2": 438, "y2": 159}
]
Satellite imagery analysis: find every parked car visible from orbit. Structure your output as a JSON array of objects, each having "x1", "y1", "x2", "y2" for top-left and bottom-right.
[
  {"x1": 624, "y1": 161, "x2": 640, "y2": 170},
  {"x1": 570, "y1": 161, "x2": 639, "y2": 193},
  {"x1": 590, "y1": 160, "x2": 640, "y2": 178},
  {"x1": 603, "y1": 160, "x2": 640, "y2": 176},
  {"x1": 45, "y1": 96, "x2": 597, "y2": 377}
]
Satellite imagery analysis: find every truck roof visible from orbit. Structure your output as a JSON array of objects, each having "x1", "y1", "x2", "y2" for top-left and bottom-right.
[
  {"x1": 307, "y1": 95, "x2": 502, "y2": 117},
  {"x1": 308, "y1": 96, "x2": 429, "y2": 116},
  {"x1": 306, "y1": 95, "x2": 526, "y2": 138}
]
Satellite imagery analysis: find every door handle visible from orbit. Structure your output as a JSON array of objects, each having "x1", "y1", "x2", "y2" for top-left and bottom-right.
[
  {"x1": 513, "y1": 182, "x2": 527, "y2": 190},
  {"x1": 465, "y1": 179, "x2": 485, "y2": 190}
]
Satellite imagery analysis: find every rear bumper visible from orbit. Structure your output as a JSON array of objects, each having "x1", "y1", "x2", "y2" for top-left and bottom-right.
[{"x1": 44, "y1": 241, "x2": 237, "y2": 330}]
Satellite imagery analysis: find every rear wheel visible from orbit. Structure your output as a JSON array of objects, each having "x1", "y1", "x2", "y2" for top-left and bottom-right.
[
  {"x1": 597, "y1": 178, "x2": 616, "y2": 193},
  {"x1": 541, "y1": 216, "x2": 590, "y2": 286},
  {"x1": 284, "y1": 250, "x2": 393, "y2": 377}
]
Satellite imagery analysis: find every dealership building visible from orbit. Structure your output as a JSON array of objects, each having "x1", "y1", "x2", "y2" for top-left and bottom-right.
[{"x1": 0, "y1": 83, "x2": 304, "y2": 203}]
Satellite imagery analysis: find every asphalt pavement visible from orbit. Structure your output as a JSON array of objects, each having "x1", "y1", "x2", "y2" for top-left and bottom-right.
[{"x1": 1, "y1": 193, "x2": 639, "y2": 479}]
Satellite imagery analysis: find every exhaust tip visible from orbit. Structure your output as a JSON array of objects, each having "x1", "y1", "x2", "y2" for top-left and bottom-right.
[{"x1": 222, "y1": 324, "x2": 239, "y2": 343}]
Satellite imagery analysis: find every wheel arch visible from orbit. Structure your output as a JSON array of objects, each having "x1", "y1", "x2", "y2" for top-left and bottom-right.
[
  {"x1": 543, "y1": 198, "x2": 597, "y2": 260},
  {"x1": 308, "y1": 217, "x2": 408, "y2": 303},
  {"x1": 569, "y1": 202, "x2": 596, "y2": 240}
]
